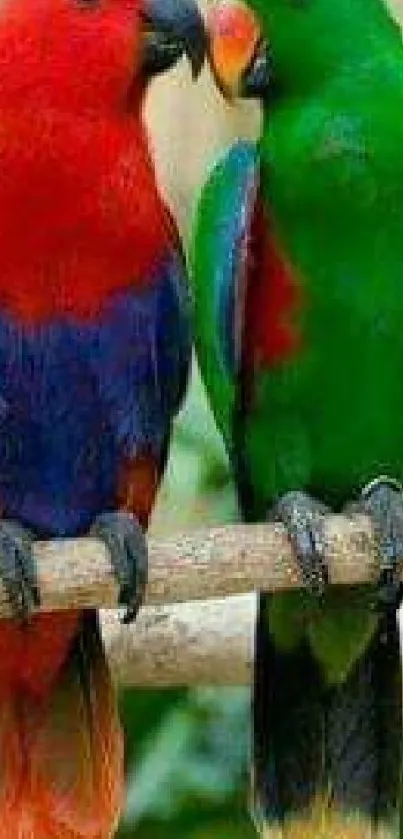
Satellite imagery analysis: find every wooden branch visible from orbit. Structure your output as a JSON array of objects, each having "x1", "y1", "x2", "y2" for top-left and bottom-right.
[
  {"x1": 1, "y1": 512, "x2": 379, "y2": 618},
  {"x1": 0, "y1": 513, "x2": 383, "y2": 618},
  {"x1": 102, "y1": 594, "x2": 257, "y2": 686},
  {"x1": 103, "y1": 594, "x2": 403, "y2": 686},
  {"x1": 0, "y1": 515, "x2": 393, "y2": 686}
]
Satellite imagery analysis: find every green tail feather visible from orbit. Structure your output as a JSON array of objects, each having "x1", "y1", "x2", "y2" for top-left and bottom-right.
[{"x1": 253, "y1": 594, "x2": 402, "y2": 838}]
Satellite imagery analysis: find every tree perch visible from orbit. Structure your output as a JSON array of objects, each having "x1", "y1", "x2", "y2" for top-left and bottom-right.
[
  {"x1": 5, "y1": 512, "x2": 383, "y2": 618},
  {"x1": 103, "y1": 592, "x2": 403, "y2": 686},
  {"x1": 0, "y1": 513, "x2": 396, "y2": 686},
  {"x1": 102, "y1": 594, "x2": 257, "y2": 686}
]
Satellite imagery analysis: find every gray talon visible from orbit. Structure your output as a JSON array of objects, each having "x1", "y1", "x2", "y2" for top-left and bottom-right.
[
  {"x1": 270, "y1": 491, "x2": 330, "y2": 599},
  {"x1": 348, "y1": 476, "x2": 403, "y2": 621},
  {"x1": 0, "y1": 520, "x2": 38, "y2": 621},
  {"x1": 90, "y1": 511, "x2": 148, "y2": 624}
]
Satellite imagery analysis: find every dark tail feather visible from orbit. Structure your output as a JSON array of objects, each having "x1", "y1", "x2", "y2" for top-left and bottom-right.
[
  {"x1": 0, "y1": 611, "x2": 123, "y2": 839},
  {"x1": 253, "y1": 593, "x2": 402, "y2": 839}
]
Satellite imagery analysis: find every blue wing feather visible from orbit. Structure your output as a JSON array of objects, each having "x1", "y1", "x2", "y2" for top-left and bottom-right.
[
  {"x1": 0, "y1": 252, "x2": 191, "y2": 536},
  {"x1": 212, "y1": 141, "x2": 259, "y2": 375}
]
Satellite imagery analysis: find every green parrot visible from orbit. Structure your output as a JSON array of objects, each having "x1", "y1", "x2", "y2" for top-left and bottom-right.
[{"x1": 192, "y1": 1, "x2": 403, "y2": 836}]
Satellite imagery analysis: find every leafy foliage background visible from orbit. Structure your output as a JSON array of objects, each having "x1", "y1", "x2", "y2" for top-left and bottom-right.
[{"x1": 117, "y1": 369, "x2": 255, "y2": 839}]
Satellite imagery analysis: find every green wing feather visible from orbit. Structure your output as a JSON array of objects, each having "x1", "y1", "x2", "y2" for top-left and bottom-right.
[{"x1": 191, "y1": 140, "x2": 259, "y2": 452}]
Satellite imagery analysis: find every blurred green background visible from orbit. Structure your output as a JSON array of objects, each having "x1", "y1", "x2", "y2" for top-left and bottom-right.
[{"x1": 117, "y1": 368, "x2": 255, "y2": 839}]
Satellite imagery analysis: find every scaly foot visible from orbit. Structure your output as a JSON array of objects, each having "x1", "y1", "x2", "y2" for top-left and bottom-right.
[
  {"x1": 0, "y1": 520, "x2": 39, "y2": 621},
  {"x1": 345, "y1": 476, "x2": 403, "y2": 628},
  {"x1": 270, "y1": 491, "x2": 330, "y2": 599},
  {"x1": 90, "y1": 511, "x2": 148, "y2": 624}
]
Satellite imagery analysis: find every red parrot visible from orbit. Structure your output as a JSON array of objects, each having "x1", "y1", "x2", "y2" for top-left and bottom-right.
[{"x1": 0, "y1": 0, "x2": 206, "y2": 836}]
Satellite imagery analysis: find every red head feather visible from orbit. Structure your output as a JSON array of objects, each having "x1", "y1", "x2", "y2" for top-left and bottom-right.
[
  {"x1": 0, "y1": 0, "x2": 202, "y2": 321},
  {"x1": 0, "y1": 0, "x2": 148, "y2": 113}
]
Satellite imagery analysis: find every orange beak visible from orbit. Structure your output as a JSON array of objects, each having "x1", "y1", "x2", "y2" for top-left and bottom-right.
[{"x1": 207, "y1": 1, "x2": 272, "y2": 101}]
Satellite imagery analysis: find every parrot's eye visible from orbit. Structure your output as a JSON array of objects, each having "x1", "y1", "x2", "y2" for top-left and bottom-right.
[{"x1": 241, "y1": 38, "x2": 274, "y2": 99}]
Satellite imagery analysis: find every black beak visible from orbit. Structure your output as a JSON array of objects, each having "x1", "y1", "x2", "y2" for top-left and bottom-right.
[
  {"x1": 143, "y1": 0, "x2": 207, "y2": 79},
  {"x1": 240, "y1": 40, "x2": 275, "y2": 99}
]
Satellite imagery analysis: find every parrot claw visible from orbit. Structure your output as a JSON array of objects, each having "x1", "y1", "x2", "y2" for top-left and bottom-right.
[
  {"x1": 345, "y1": 476, "x2": 403, "y2": 628},
  {"x1": 90, "y1": 511, "x2": 148, "y2": 624},
  {"x1": 270, "y1": 491, "x2": 330, "y2": 599},
  {"x1": 0, "y1": 520, "x2": 39, "y2": 622}
]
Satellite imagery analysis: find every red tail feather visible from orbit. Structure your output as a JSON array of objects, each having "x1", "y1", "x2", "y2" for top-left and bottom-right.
[{"x1": 0, "y1": 612, "x2": 123, "y2": 839}]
